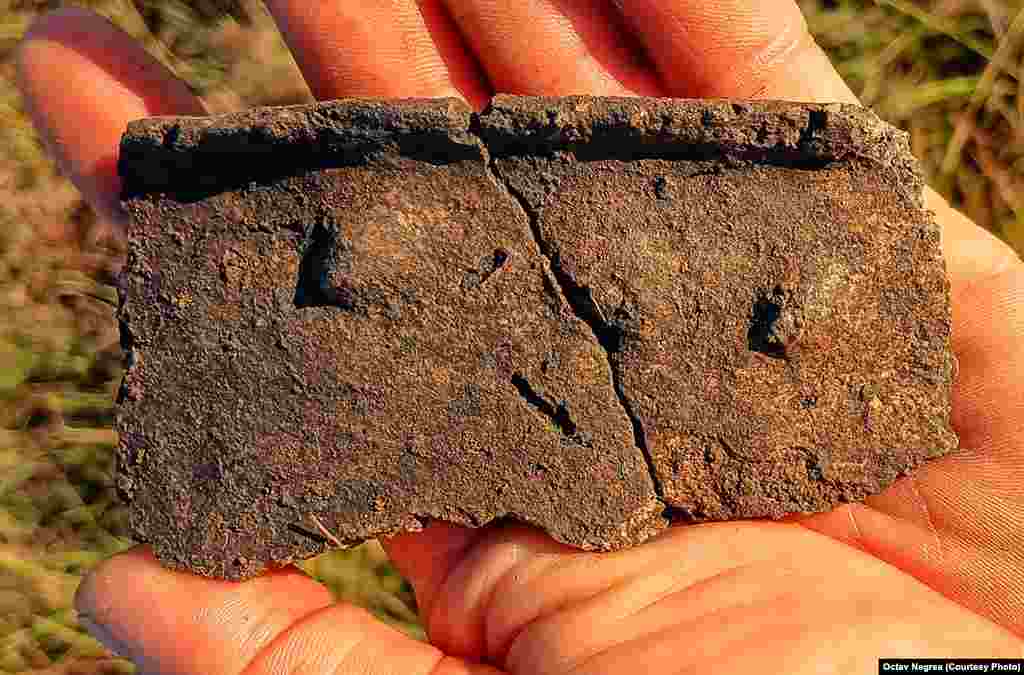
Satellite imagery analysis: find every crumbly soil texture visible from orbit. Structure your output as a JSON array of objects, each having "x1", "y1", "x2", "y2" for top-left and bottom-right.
[{"x1": 116, "y1": 95, "x2": 958, "y2": 580}]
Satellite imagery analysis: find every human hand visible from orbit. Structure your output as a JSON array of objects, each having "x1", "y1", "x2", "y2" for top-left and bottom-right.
[{"x1": 17, "y1": 1, "x2": 1024, "y2": 672}]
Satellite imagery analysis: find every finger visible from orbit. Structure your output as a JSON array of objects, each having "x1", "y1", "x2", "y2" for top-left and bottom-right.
[
  {"x1": 613, "y1": 0, "x2": 857, "y2": 101},
  {"x1": 75, "y1": 546, "x2": 502, "y2": 675},
  {"x1": 264, "y1": 0, "x2": 491, "y2": 109},
  {"x1": 440, "y1": 0, "x2": 662, "y2": 96},
  {"x1": 930, "y1": 188, "x2": 1022, "y2": 286},
  {"x1": 802, "y1": 264, "x2": 1024, "y2": 636},
  {"x1": 15, "y1": 7, "x2": 204, "y2": 223},
  {"x1": 381, "y1": 521, "x2": 489, "y2": 636},
  {"x1": 383, "y1": 523, "x2": 572, "y2": 659},
  {"x1": 398, "y1": 521, "x2": 1020, "y2": 669}
]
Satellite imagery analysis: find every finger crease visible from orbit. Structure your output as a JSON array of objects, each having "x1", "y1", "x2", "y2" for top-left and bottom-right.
[
  {"x1": 908, "y1": 476, "x2": 945, "y2": 569},
  {"x1": 564, "y1": 580, "x2": 792, "y2": 675},
  {"x1": 480, "y1": 549, "x2": 556, "y2": 665},
  {"x1": 744, "y1": 28, "x2": 814, "y2": 99},
  {"x1": 238, "y1": 601, "x2": 346, "y2": 675}
]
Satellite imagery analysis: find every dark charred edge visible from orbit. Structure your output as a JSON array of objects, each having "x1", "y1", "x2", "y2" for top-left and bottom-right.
[
  {"x1": 475, "y1": 96, "x2": 924, "y2": 207},
  {"x1": 119, "y1": 96, "x2": 925, "y2": 207},
  {"x1": 119, "y1": 98, "x2": 482, "y2": 201},
  {"x1": 476, "y1": 95, "x2": 897, "y2": 161},
  {"x1": 119, "y1": 135, "x2": 482, "y2": 203},
  {"x1": 481, "y1": 153, "x2": 667, "y2": 503},
  {"x1": 475, "y1": 138, "x2": 833, "y2": 170}
]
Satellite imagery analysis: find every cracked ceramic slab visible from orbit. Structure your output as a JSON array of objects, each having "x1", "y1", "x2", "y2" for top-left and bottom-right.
[
  {"x1": 117, "y1": 98, "x2": 665, "y2": 581},
  {"x1": 116, "y1": 95, "x2": 956, "y2": 580},
  {"x1": 480, "y1": 95, "x2": 957, "y2": 521}
]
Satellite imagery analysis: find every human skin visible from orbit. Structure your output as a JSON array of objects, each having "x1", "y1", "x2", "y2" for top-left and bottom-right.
[{"x1": 15, "y1": 2, "x2": 1024, "y2": 673}]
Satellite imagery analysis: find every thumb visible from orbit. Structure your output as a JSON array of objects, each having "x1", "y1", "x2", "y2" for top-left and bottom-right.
[
  {"x1": 75, "y1": 546, "x2": 501, "y2": 675},
  {"x1": 614, "y1": 0, "x2": 858, "y2": 102}
]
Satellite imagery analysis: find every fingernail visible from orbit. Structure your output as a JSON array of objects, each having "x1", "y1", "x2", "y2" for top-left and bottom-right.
[{"x1": 78, "y1": 612, "x2": 134, "y2": 660}]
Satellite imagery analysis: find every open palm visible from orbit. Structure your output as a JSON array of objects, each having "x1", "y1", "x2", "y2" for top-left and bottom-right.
[{"x1": 17, "y1": 1, "x2": 1024, "y2": 672}]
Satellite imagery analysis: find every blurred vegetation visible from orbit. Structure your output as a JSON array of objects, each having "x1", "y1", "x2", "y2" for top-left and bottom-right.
[
  {"x1": 803, "y1": 0, "x2": 1024, "y2": 249},
  {"x1": 0, "y1": 0, "x2": 1022, "y2": 672}
]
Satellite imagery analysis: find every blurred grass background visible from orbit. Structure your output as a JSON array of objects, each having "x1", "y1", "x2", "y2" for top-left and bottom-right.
[{"x1": 0, "y1": 0, "x2": 1022, "y2": 672}]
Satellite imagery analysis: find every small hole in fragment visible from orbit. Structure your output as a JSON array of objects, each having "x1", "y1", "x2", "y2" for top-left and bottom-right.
[{"x1": 748, "y1": 294, "x2": 787, "y2": 359}]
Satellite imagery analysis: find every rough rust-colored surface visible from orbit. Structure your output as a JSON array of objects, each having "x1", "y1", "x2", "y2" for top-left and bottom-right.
[{"x1": 117, "y1": 96, "x2": 957, "y2": 580}]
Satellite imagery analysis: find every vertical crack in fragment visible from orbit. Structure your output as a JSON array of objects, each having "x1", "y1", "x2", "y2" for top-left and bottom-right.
[{"x1": 480, "y1": 152, "x2": 666, "y2": 501}]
